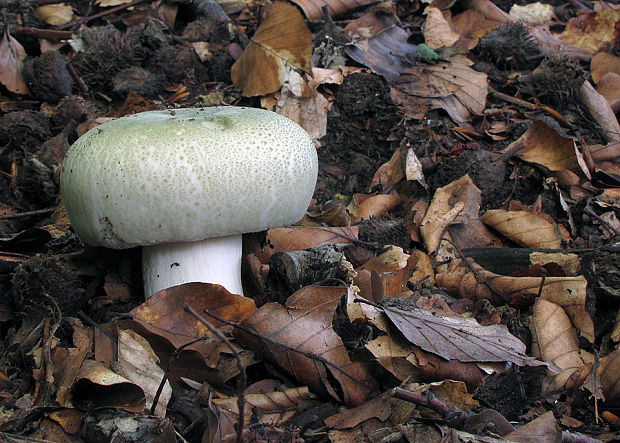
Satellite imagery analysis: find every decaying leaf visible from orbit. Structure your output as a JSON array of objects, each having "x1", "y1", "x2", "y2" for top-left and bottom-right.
[
  {"x1": 234, "y1": 286, "x2": 375, "y2": 405},
  {"x1": 391, "y1": 57, "x2": 488, "y2": 123},
  {"x1": 231, "y1": 2, "x2": 313, "y2": 96},
  {"x1": 436, "y1": 259, "x2": 594, "y2": 343},
  {"x1": 481, "y1": 209, "x2": 566, "y2": 249},
  {"x1": 370, "y1": 148, "x2": 405, "y2": 190},
  {"x1": 596, "y1": 73, "x2": 620, "y2": 112},
  {"x1": 256, "y1": 226, "x2": 359, "y2": 263},
  {"x1": 591, "y1": 52, "x2": 620, "y2": 84},
  {"x1": 505, "y1": 411, "x2": 562, "y2": 442},
  {"x1": 72, "y1": 359, "x2": 146, "y2": 412},
  {"x1": 559, "y1": 9, "x2": 620, "y2": 55},
  {"x1": 599, "y1": 349, "x2": 620, "y2": 401},
  {"x1": 347, "y1": 193, "x2": 401, "y2": 224},
  {"x1": 112, "y1": 329, "x2": 172, "y2": 417},
  {"x1": 0, "y1": 26, "x2": 29, "y2": 94},
  {"x1": 422, "y1": 7, "x2": 460, "y2": 49},
  {"x1": 36, "y1": 4, "x2": 74, "y2": 26},
  {"x1": 379, "y1": 301, "x2": 553, "y2": 368},
  {"x1": 579, "y1": 80, "x2": 620, "y2": 143},
  {"x1": 211, "y1": 386, "x2": 318, "y2": 440},
  {"x1": 505, "y1": 119, "x2": 581, "y2": 171},
  {"x1": 290, "y1": 0, "x2": 379, "y2": 21},
  {"x1": 127, "y1": 282, "x2": 257, "y2": 367},
  {"x1": 530, "y1": 298, "x2": 592, "y2": 390}
]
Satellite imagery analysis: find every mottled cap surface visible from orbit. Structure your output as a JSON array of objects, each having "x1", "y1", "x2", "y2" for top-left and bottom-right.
[{"x1": 60, "y1": 107, "x2": 318, "y2": 249}]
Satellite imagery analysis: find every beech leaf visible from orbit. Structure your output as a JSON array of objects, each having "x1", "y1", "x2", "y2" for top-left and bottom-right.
[
  {"x1": 234, "y1": 286, "x2": 375, "y2": 405},
  {"x1": 379, "y1": 302, "x2": 556, "y2": 369},
  {"x1": 0, "y1": 26, "x2": 29, "y2": 95}
]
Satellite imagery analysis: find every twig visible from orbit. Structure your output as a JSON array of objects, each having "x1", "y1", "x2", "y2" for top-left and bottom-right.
[
  {"x1": 185, "y1": 304, "x2": 246, "y2": 443},
  {"x1": 66, "y1": 62, "x2": 89, "y2": 94},
  {"x1": 489, "y1": 87, "x2": 569, "y2": 126},
  {"x1": 393, "y1": 387, "x2": 452, "y2": 414},
  {"x1": 0, "y1": 207, "x2": 55, "y2": 220},
  {"x1": 10, "y1": 26, "x2": 73, "y2": 40},
  {"x1": 58, "y1": 0, "x2": 153, "y2": 30}
]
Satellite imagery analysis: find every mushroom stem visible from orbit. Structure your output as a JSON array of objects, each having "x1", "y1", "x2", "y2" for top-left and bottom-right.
[{"x1": 142, "y1": 235, "x2": 243, "y2": 298}]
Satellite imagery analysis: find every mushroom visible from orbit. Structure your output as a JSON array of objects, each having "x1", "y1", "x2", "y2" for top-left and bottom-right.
[{"x1": 60, "y1": 107, "x2": 318, "y2": 298}]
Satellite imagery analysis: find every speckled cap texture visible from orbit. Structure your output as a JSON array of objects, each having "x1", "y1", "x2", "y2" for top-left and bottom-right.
[{"x1": 60, "y1": 107, "x2": 318, "y2": 249}]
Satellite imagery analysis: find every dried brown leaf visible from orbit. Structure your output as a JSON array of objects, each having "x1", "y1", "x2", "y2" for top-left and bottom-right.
[
  {"x1": 505, "y1": 411, "x2": 562, "y2": 443},
  {"x1": 370, "y1": 148, "x2": 404, "y2": 190},
  {"x1": 324, "y1": 394, "x2": 393, "y2": 429},
  {"x1": 0, "y1": 27, "x2": 29, "y2": 94},
  {"x1": 113, "y1": 329, "x2": 171, "y2": 417},
  {"x1": 591, "y1": 52, "x2": 620, "y2": 84},
  {"x1": 344, "y1": 8, "x2": 417, "y2": 83},
  {"x1": 505, "y1": 119, "x2": 581, "y2": 171},
  {"x1": 599, "y1": 349, "x2": 620, "y2": 401},
  {"x1": 481, "y1": 209, "x2": 566, "y2": 249},
  {"x1": 128, "y1": 282, "x2": 257, "y2": 367},
  {"x1": 579, "y1": 80, "x2": 620, "y2": 143},
  {"x1": 597, "y1": 73, "x2": 620, "y2": 113},
  {"x1": 231, "y1": 2, "x2": 312, "y2": 96},
  {"x1": 560, "y1": 9, "x2": 620, "y2": 55},
  {"x1": 391, "y1": 58, "x2": 487, "y2": 123},
  {"x1": 381, "y1": 302, "x2": 551, "y2": 368},
  {"x1": 235, "y1": 286, "x2": 375, "y2": 405},
  {"x1": 36, "y1": 4, "x2": 74, "y2": 26},
  {"x1": 72, "y1": 359, "x2": 145, "y2": 412},
  {"x1": 291, "y1": 0, "x2": 378, "y2": 21},
  {"x1": 212, "y1": 386, "x2": 317, "y2": 439},
  {"x1": 530, "y1": 298, "x2": 591, "y2": 389},
  {"x1": 436, "y1": 259, "x2": 594, "y2": 343},
  {"x1": 257, "y1": 226, "x2": 359, "y2": 263},
  {"x1": 423, "y1": 7, "x2": 460, "y2": 49},
  {"x1": 347, "y1": 193, "x2": 401, "y2": 224}
]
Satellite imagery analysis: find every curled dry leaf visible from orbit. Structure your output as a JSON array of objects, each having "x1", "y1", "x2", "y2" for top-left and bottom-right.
[
  {"x1": 290, "y1": 0, "x2": 378, "y2": 21},
  {"x1": 36, "y1": 4, "x2": 74, "y2": 26},
  {"x1": 590, "y1": 52, "x2": 620, "y2": 84},
  {"x1": 211, "y1": 386, "x2": 317, "y2": 440},
  {"x1": 234, "y1": 286, "x2": 375, "y2": 405},
  {"x1": 560, "y1": 9, "x2": 620, "y2": 55},
  {"x1": 370, "y1": 148, "x2": 405, "y2": 190},
  {"x1": 257, "y1": 226, "x2": 359, "y2": 263},
  {"x1": 480, "y1": 209, "x2": 566, "y2": 249},
  {"x1": 596, "y1": 73, "x2": 620, "y2": 113},
  {"x1": 599, "y1": 349, "x2": 620, "y2": 401},
  {"x1": 344, "y1": 7, "x2": 418, "y2": 84},
  {"x1": 579, "y1": 80, "x2": 620, "y2": 143},
  {"x1": 0, "y1": 26, "x2": 29, "y2": 95},
  {"x1": 436, "y1": 259, "x2": 594, "y2": 343},
  {"x1": 231, "y1": 2, "x2": 313, "y2": 96},
  {"x1": 347, "y1": 193, "x2": 401, "y2": 224},
  {"x1": 505, "y1": 119, "x2": 580, "y2": 172},
  {"x1": 355, "y1": 246, "x2": 417, "y2": 300},
  {"x1": 423, "y1": 7, "x2": 460, "y2": 49},
  {"x1": 112, "y1": 329, "x2": 172, "y2": 417},
  {"x1": 127, "y1": 282, "x2": 257, "y2": 367},
  {"x1": 72, "y1": 359, "x2": 146, "y2": 412},
  {"x1": 530, "y1": 298, "x2": 592, "y2": 390},
  {"x1": 391, "y1": 59, "x2": 488, "y2": 124},
  {"x1": 380, "y1": 302, "x2": 553, "y2": 368},
  {"x1": 324, "y1": 394, "x2": 394, "y2": 429},
  {"x1": 505, "y1": 410, "x2": 561, "y2": 443},
  {"x1": 421, "y1": 175, "x2": 499, "y2": 257}
]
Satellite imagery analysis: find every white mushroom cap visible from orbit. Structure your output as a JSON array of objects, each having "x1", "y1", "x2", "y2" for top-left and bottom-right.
[{"x1": 60, "y1": 107, "x2": 318, "y2": 249}]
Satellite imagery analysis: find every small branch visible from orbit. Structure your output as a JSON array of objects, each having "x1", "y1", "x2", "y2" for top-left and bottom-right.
[
  {"x1": 185, "y1": 304, "x2": 246, "y2": 443},
  {"x1": 0, "y1": 207, "x2": 55, "y2": 220},
  {"x1": 10, "y1": 26, "x2": 73, "y2": 41},
  {"x1": 58, "y1": 0, "x2": 153, "y2": 30},
  {"x1": 66, "y1": 62, "x2": 89, "y2": 94}
]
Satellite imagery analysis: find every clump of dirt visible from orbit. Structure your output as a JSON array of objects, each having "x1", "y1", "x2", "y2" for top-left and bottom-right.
[
  {"x1": 0, "y1": 111, "x2": 51, "y2": 153},
  {"x1": 22, "y1": 50, "x2": 73, "y2": 104},
  {"x1": 11, "y1": 254, "x2": 83, "y2": 317},
  {"x1": 359, "y1": 215, "x2": 410, "y2": 252},
  {"x1": 317, "y1": 73, "x2": 401, "y2": 200}
]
